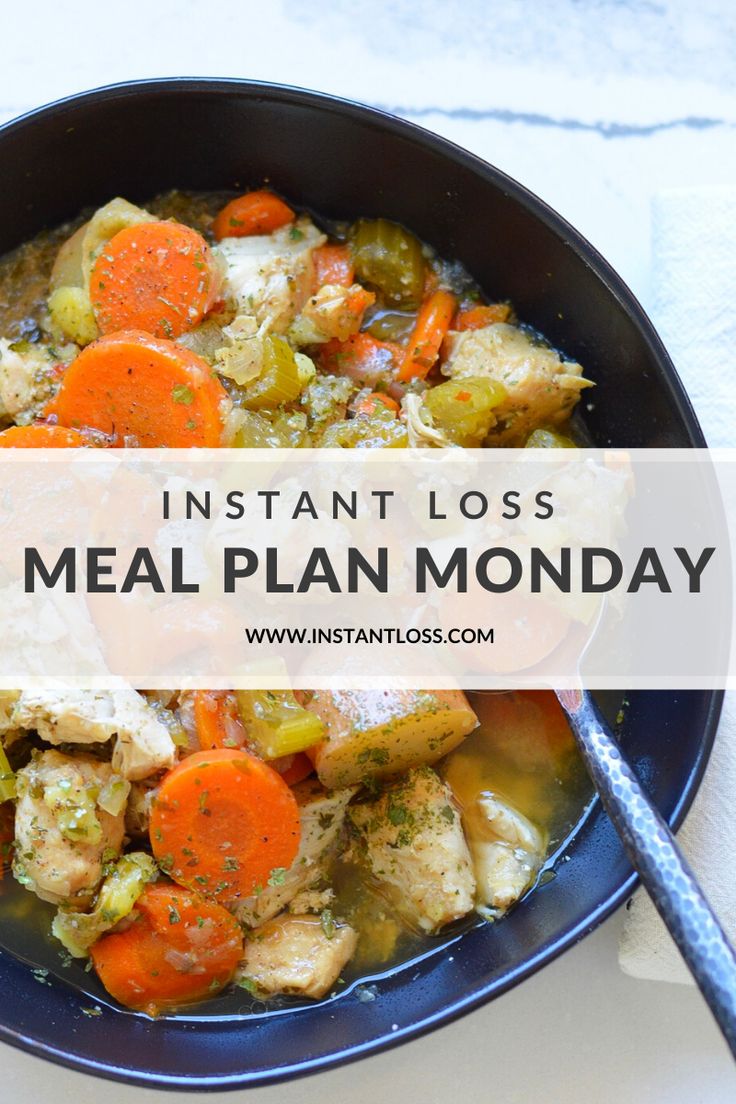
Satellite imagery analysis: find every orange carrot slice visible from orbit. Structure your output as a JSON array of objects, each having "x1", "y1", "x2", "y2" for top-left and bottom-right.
[
  {"x1": 89, "y1": 221, "x2": 217, "y2": 339},
  {"x1": 149, "y1": 749, "x2": 301, "y2": 903},
  {"x1": 0, "y1": 424, "x2": 91, "y2": 448},
  {"x1": 454, "y1": 304, "x2": 511, "y2": 331},
  {"x1": 399, "y1": 289, "x2": 456, "y2": 381},
  {"x1": 90, "y1": 883, "x2": 243, "y2": 1015},
  {"x1": 212, "y1": 191, "x2": 295, "y2": 241},
  {"x1": 271, "y1": 752, "x2": 314, "y2": 787},
  {"x1": 319, "y1": 332, "x2": 401, "y2": 386},
  {"x1": 193, "y1": 691, "x2": 246, "y2": 751},
  {"x1": 47, "y1": 330, "x2": 228, "y2": 447},
  {"x1": 312, "y1": 244, "x2": 354, "y2": 289},
  {"x1": 353, "y1": 392, "x2": 400, "y2": 417}
]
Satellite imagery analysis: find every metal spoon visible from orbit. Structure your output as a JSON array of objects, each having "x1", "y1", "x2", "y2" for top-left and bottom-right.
[{"x1": 557, "y1": 687, "x2": 736, "y2": 1057}]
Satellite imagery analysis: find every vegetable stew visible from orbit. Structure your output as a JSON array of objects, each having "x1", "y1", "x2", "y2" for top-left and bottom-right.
[{"x1": 0, "y1": 189, "x2": 595, "y2": 1016}]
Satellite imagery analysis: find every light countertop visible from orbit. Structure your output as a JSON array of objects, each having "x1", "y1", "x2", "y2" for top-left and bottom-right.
[{"x1": 2, "y1": 2, "x2": 736, "y2": 1100}]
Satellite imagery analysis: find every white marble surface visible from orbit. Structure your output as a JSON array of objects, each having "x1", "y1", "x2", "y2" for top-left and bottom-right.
[{"x1": 2, "y1": 1, "x2": 736, "y2": 1100}]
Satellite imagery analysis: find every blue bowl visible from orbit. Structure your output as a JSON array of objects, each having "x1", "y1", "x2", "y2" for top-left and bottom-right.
[{"x1": 0, "y1": 79, "x2": 720, "y2": 1089}]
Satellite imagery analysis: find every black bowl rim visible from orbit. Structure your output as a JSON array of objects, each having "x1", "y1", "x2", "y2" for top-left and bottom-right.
[{"x1": 0, "y1": 77, "x2": 722, "y2": 1091}]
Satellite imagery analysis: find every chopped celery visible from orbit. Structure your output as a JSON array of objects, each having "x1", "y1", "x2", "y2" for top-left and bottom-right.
[
  {"x1": 240, "y1": 336, "x2": 304, "y2": 410},
  {"x1": 319, "y1": 412, "x2": 408, "y2": 449},
  {"x1": 350, "y1": 218, "x2": 425, "y2": 309},
  {"x1": 236, "y1": 691, "x2": 325, "y2": 759},
  {"x1": 234, "y1": 409, "x2": 310, "y2": 449},
  {"x1": 44, "y1": 779, "x2": 102, "y2": 844},
  {"x1": 0, "y1": 745, "x2": 15, "y2": 803},
  {"x1": 48, "y1": 286, "x2": 98, "y2": 346},
  {"x1": 423, "y1": 377, "x2": 507, "y2": 446},
  {"x1": 233, "y1": 410, "x2": 275, "y2": 448},
  {"x1": 294, "y1": 352, "x2": 317, "y2": 387},
  {"x1": 301, "y1": 375, "x2": 354, "y2": 427},
  {"x1": 97, "y1": 775, "x2": 131, "y2": 817},
  {"x1": 525, "y1": 428, "x2": 577, "y2": 448},
  {"x1": 52, "y1": 852, "x2": 157, "y2": 958},
  {"x1": 57, "y1": 804, "x2": 102, "y2": 845}
]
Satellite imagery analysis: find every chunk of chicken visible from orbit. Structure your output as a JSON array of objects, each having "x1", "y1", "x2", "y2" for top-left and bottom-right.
[
  {"x1": 13, "y1": 749, "x2": 125, "y2": 905},
  {"x1": 12, "y1": 690, "x2": 176, "y2": 781},
  {"x1": 402, "y1": 392, "x2": 452, "y2": 448},
  {"x1": 218, "y1": 217, "x2": 325, "y2": 334},
  {"x1": 442, "y1": 322, "x2": 593, "y2": 445},
  {"x1": 291, "y1": 283, "x2": 373, "y2": 344},
  {"x1": 236, "y1": 778, "x2": 355, "y2": 927},
  {"x1": 0, "y1": 338, "x2": 55, "y2": 422},
  {"x1": 0, "y1": 691, "x2": 20, "y2": 734},
  {"x1": 348, "y1": 766, "x2": 476, "y2": 933},
  {"x1": 463, "y1": 792, "x2": 545, "y2": 913},
  {"x1": 239, "y1": 913, "x2": 357, "y2": 999}
]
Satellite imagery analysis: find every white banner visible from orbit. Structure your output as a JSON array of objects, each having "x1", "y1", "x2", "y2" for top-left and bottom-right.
[{"x1": 0, "y1": 448, "x2": 732, "y2": 690}]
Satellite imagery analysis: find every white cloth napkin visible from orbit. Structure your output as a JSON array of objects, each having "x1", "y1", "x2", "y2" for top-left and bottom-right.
[{"x1": 618, "y1": 188, "x2": 736, "y2": 983}]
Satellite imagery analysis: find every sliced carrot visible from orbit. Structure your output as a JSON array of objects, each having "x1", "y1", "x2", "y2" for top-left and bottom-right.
[
  {"x1": 353, "y1": 392, "x2": 400, "y2": 417},
  {"x1": 46, "y1": 330, "x2": 228, "y2": 447},
  {"x1": 312, "y1": 243, "x2": 354, "y2": 289},
  {"x1": 212, "y1": 191, "x2": 294, "y2": 241},
  {"x1": 399, "y1": 289, "x2": 457, "y2": 381},
  {"x1": 344, "y1": 286, "x2": 375, "y2": 316},
  {"x1": 454, "y1": 303, "x2": 511, "y2": 331},
  {"x1": 193, "y1": 691, "x2": 246, "y2": 751},
  {"x1": 319, "y1": 332, "x2": 402, "y2": 386},
  {"x1": 0, "y1": 424, "x2": 91, "y2": 448},
  {"x1": 90, "y1": 883, "x2": 243, "y2": 1015},
  {"x1": 90, "y1": 221, "x2": 218, "y2": 340},
  {"x1": 149, "y1": 748, "x2": 301, "y2": 903},
  {"x1": 271, "y1": 752, "x2": 314, "y2": 787}
]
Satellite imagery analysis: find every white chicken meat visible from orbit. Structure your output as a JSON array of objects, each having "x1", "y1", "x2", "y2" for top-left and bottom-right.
[
  {"x1": 13, "y1": 749, "x2": 125, "y2": 906},
  {"x1": 442, "y1": 322, "x2": 593, "y2": 444}
]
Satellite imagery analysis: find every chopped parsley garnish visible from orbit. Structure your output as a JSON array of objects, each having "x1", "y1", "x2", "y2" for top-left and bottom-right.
[
  {"x1": 320, "y1": 908, "x2": 336, "y2": 940},
  {"x1": 172, "y1": 384, "x2": 194, "y2": 405}
]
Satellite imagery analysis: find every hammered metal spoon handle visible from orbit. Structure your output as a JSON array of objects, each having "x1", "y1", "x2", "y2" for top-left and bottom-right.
[{"x1": 557, "y1": 688, "x2": 736, "y2": 1058}]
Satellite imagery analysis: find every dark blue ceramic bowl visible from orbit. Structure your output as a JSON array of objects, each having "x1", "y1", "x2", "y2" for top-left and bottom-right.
[{"x1": 0, "y1": 79, "x2": 720, "y2": 1090}]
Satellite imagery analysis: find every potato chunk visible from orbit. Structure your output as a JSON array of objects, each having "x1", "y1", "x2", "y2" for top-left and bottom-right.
[
  {"x1": 306, "y1": 690, "x2": 478, "y2": 789},
  {"x1": 442, "y1": 322, "x2": 593, "y2": 445},
  {"x1": 240, "y1": 913, "x2": 358, "y2": 999},
  {"x1": 236, "y1": 779, "x2": 355, "y2": 928},
  {"x1": 348, "y1": 766, "x2": 476, "y2": 932}
]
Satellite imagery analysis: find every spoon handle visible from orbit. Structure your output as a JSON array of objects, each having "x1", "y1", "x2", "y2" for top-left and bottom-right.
[{"x1": 558, "y1": 689, "x2": 736, "y2": 1058}]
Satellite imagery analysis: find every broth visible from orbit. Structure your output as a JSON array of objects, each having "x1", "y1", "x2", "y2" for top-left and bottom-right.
[{"x1": 0, "y1": 691, "x2": 606, "y2": 1018}]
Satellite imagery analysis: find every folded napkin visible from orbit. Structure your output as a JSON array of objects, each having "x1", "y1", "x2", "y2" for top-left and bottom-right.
[{"x1": 618, "y1": 188, "x2": 736, "y2": 983}]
